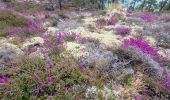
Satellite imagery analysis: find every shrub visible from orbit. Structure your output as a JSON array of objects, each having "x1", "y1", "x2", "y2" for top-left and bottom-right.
[
  {"x1": 42, "y1": 31, "x2": 78, "y2": 63},
  {"x1": 161, "y1": 70, "x2": 170, "y2": 92},
  {"x1": 95, "y1": 18, "x2": 108, "y2": 27},
  {"x1": 122, "y1": 38, "x2": 160, "y2": 59},
  {"x1": 0, "y1": 10, "x2": 28, "y2": 30},
  {"x1": 116, "y1": 26, "x2": 131, "y2": 36},
  {"x1": 6, "y1": 21, "x2": 45, "y2": 36},
  {"x1": 111, "y1": 13, "x2": 124, "y2": 21},
  {"x1": 139, "y1": 12, "x2": 157, "y2": 22},
  {"x1": 108, "y1": 18, "x2": 117, "y2": 26}
]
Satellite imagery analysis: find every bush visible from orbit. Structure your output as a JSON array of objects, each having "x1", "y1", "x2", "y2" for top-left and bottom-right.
[
  {"x1": 139, "y1": 12, "x2": 157, "y2": 22},
  {"x1": 116, "y1": 26, "x2": 131, "y2": 36},
  {"x1": 122, "y1": 38, "x2": 160, "y2": 59},
  {"x1": 0, "y1": 10, "x2": 28, "y2": 37}
]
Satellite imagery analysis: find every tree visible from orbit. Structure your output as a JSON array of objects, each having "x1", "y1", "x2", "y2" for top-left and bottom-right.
[
  {"x1": 146, "y1": 0, "x2": 157, "y2": 11},
  {"x1": 165, "y1": 1, "x2": 170, "y2": 10},
  {"x1": 129, "y1": 0, "x2": 142, "y2": 9},
  {"x1": 59, "y1": 0, "x2": 62, "y2": 10},
  {"x1": 140, "y1": 0, "x2": 146, "y2": 10},
  {"x1": 159, "y1": 0, "x2": 168, "y2": 11}
]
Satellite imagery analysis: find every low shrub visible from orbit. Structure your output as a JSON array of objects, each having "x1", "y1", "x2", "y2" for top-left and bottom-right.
[
  {"x1": 116, "y1": 26, "x2": 131, "y2": 36},
  {"x1": 139, "y1": 12, "x2": 157, "y2": 22}
]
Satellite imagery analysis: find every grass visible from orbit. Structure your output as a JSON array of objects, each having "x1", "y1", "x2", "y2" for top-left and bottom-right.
[{"x1": 0, "y1": 10, "x2": 28, "y2": 37}]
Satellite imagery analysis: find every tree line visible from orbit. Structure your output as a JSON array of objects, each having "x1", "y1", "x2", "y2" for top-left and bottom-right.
[{"x1": 52, "y1": 0, "x2": 170, "y2": 12}]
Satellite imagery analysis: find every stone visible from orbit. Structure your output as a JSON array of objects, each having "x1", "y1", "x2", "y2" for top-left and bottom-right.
[
  {"x1": 21, "y1": 37, "x2": 44, "y2": 50},
  {"x1": 0, "y1": 43, "x2": 23, "y2": 65},
  {"x1": 66, "y1": 42, "x2": 115, "y2": 69}
]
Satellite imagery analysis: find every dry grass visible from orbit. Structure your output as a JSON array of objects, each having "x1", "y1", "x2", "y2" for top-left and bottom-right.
[{"x1": 122, "y1": 72, "x2": 145, "y2": 100}]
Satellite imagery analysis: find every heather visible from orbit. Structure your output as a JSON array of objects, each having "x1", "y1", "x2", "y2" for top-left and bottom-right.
[{"x1": 0, "y1": 0, "x2": 170, "y2": 99}]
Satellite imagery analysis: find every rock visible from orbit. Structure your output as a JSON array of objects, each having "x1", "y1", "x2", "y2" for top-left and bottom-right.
[
  {"x1": 0, "y1": 37, "x2": 7, "y2": 44},
  {"x1": 66, "y1": 42, "x2": 115, "y2": 69},
  {"x1": 47, "y1": 27, "x2": 59, "y2": 33},
  {"x1": 85, "y1": 86, "x2": 98, "y2": 100},
  {"x1": 0, "y1": 43, "x2": 23, "y2": 65},
  {"x1": 21, "y1": 37, "x2": 44, "y2": 50},
  {"x1": 29, "y1": 49, "x2": 44, "y2": 59}
]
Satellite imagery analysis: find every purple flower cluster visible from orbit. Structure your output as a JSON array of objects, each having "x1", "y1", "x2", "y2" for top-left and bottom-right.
[
  {"x1": 7, "y1": 21, "x2": 45, "y2": 34},
  {"x1": 139, "y1": 12, "x2": 157, "y2": 22},
  {"x1": 0, "y1": 76, "x2": 9, "y2": 85},
  {"x1": 57, "y1": 31, "x2": 78, "y2": 42},
  {"x1": 33, "y1": 69, "x2": 57, "y2": 94},
  {"x1": 43, "y1": 31, "x2": 78, "y2": 60},
  {"x1": 116, "y1": 26, "x2": 131, "y2": 36},
  {"x1": 123, "y1": 38, "x2": 159, "y2": 59},
  {"x1": 108, "y1": 18, "x2": 117, "y2": 25},
  {"x1": 161, "y1": 70, "x2": 170, "y2": 92}
]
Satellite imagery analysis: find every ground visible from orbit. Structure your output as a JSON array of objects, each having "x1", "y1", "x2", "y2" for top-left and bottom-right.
[{"x1": 0, "y1": 0, "x2": 170, "y2": 100}]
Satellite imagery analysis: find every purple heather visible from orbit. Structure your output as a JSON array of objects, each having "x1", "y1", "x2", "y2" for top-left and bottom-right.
[
  {"x1": 139, "y1": 12, "x2": 157, "y2": 22},
  {"x1": 0, "y1": 76, "x2": 9, "y2": 85},
  {"x1": 123, "y1": 38, "x2": 160, "y2": 59},
  {"x1": 116, "y1": 26, "x2": 131, "y2": 36}
]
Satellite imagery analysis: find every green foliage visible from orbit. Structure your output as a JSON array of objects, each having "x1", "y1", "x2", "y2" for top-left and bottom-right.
[
  {"x1": 74, "y1": 0, "x2": 85, "y2": 7},
  {"x1": 122, "y1": 74, "x2": 133, "y2": 85},
  {"x1": 3, "y1": 0, "x2": 11, "y2": 2},
  {"x1": 0, "y1": 10, "x2": 28, "y2": 37},
  {"x1": 0, "y1": 11, "x2": 27, "y2": 30},
  {"x1": 61, "y1": 70, "x2": 88, "y2": 85},
  {"x1": 65, "y1": 36, "x2": 75, "y2": 42}
]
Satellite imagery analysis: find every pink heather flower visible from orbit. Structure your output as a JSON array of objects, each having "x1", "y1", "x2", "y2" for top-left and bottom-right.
[
  {"x1": 35, "y1": 79, "x2": 41, "y2": 84},
  {"x1": 6, "y1": 21, "x2": 45, "y2": 34},
  {"x1": 57, "y1": 31, "x2": 78, "y2": 42},
  {"x1": 33, "y1": 88, "x2": 44, "y2": 94},
  {"x1": 47, "y1": 76, "x2": 56, "y2": 83},
  {"x1": 136, "y1": 95, "x2": 142, "y2": 100},
  {"x1": 123, "y1": 38, "x2": 159, "y2": 59},
  {"x1": 79, "y1": 63, "x2": 85, "y2": 70},
  {"x1": 0, "y1": 76, "x2": 9, "y2": 85},
  {"x1": 46, "y1": 66, "x2": 52, "y2": 73},
  {"x1": 161, "y1": 70, "x2": 170, "y2": 92},
  {"x1": 139, "y1": 12, "x2": 157, "y2": 22},
  {"x1": 108, "y1": 18, "x2": 117, "y2": 25},
  {"x1": 116, "y1": 26, "x2": 131, "y2": 36}
]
